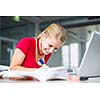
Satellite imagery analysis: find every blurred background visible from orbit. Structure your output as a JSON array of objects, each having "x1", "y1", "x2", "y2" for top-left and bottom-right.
[{"x1": 0, "y1": 16, "x2": 100, "y2": 70}]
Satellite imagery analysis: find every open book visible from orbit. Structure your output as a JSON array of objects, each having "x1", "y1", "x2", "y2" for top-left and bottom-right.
[
  {"x1": 0, "y1": 65, "x2": 9, "y2": 72},
  {"x1": 0, "y1": 67, "x2": 72, "y2": 81}
]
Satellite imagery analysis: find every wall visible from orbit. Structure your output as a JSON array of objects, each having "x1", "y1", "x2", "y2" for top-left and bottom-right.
[
  {"x1": 48, "y1": 48, "x2": 62, "y2": 67},
  {"x1": 1, "y1": 23, "x2": 35, "y2": 40}
]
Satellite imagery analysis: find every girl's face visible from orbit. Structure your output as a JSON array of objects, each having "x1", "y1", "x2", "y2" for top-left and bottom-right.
[{"x1": 41, "y1": 34, "x2": 63, "y2": 55}]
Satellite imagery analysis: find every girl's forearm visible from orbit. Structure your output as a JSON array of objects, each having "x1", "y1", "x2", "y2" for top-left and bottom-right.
[{"x1": 9, "y1": 66, "x2": 38, "y2": 71}]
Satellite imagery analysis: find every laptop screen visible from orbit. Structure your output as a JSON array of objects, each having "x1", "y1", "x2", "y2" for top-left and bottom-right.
[{"x1": 78, "y1": 31, "x2": 100, "y2": 77}]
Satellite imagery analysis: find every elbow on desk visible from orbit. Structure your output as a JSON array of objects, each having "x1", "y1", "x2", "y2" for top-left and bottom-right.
[
  {"x1": 9, "y1": 66, "x2": 15, "y2": 70},
  {"x1": 9, "y1": 65, "x2": 20, "y2": 70}
]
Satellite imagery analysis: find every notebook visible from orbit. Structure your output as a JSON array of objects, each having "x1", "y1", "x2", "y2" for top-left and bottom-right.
[{"x1": 77, "y1": 31, "x2": 100, "y2": 77}]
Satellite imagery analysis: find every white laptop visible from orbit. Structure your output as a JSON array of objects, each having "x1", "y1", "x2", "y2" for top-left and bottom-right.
[{"x1": 77, "y1": 31, "x2": 100, "y2": 77}]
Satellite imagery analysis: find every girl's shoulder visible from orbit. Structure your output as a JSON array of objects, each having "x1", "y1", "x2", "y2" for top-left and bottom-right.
[
  {"x1": 16, "y1": 37, "x2": 36, "y2": 55},
  {"x1": 19, "y1": 37, "x2": 35, "y2": 41},
  {"x1": 17, "y1": 37, "x2": 36, "y2": 45}
]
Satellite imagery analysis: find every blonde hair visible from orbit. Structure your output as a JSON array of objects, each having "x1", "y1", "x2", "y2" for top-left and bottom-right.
[{"x1": 38, "y1": 23, "x2": 67, "y2": 43}]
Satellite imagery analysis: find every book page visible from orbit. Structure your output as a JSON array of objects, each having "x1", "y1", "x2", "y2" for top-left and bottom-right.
[{"x1": 0, "y1": 67, "x2": 69, "y2": 81}]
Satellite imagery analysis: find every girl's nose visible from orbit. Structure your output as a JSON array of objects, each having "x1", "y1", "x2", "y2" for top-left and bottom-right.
[{"x1": 49, "y1": 47, "x2": 55, "y2": 53}]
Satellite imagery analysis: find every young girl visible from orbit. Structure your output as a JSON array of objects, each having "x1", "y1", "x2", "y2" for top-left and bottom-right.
[{"x1": 9, "y1": 23, "x2": 67, "y2": 71}]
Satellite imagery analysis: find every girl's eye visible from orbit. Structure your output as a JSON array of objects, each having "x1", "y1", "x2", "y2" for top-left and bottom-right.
[{"x1": 49, "y1": 44, "x2": 53, "y2": 47}]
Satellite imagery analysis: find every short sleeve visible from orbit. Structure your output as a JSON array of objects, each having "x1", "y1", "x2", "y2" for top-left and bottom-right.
[{"x1": 16, "y1": 38, "x2": 32, "y2": 55}]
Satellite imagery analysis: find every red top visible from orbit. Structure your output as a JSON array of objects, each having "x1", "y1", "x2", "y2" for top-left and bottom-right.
[{"x1": 16, "y1": 37, "x2": 51, "y2": 68}]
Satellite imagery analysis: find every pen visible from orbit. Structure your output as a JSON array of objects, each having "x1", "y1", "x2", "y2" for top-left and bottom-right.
[
  {"x1": 39, "y1": 59, "x2": 45, "y2": 65},
  {"x1": 39, "y1": 59, "x2": 47, "y2": 67}
]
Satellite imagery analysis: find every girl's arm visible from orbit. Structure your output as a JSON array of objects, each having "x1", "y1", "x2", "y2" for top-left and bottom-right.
[{"x1": 9, "y1": 48, "x2": 37, "y2": 71}]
